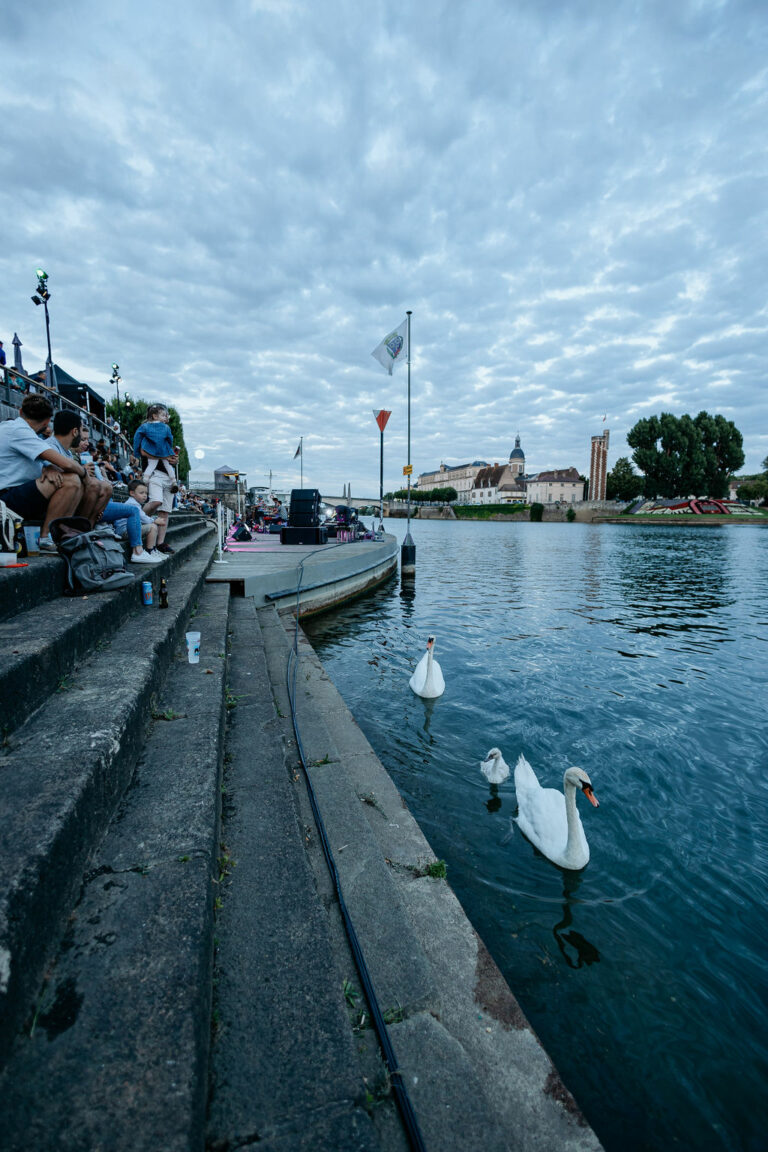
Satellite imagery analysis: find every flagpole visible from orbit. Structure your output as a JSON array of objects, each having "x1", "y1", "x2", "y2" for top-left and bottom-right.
[
  {"x1": 300, "y1": 436, "x2": 303, "y2": 488},
  {"x1": 380, "y1": 424, "x2": 384, "y2": 530},
  {"x1": 401, "y1": 311, "x2": 416, "y2": 576}
]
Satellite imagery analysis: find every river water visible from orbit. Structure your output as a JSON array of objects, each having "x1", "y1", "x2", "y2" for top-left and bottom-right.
[{"x1": 303, "y1": 518, "x2": 768, "y2": 1152}]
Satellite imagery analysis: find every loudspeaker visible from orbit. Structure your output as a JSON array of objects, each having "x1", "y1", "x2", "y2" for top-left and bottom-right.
[
  {"x1": 289, "y1": 488, "x2": 321, "y2": 528},
  {"x1": 281, "y1": 526, "x2": 327, "y2": 546}
]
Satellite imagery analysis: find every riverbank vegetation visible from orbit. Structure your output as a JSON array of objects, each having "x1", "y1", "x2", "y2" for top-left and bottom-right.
[
  {"x1": 387, "y1": 486, "x2": 458, "y2": 503},
  {"x1": 453, "y1": 504, "x2": 530, "y2": 520}
]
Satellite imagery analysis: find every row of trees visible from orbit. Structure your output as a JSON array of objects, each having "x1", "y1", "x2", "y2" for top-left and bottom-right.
[
  {"x1": 385, "y1": 486, "x2": 459, "y2": 503},
  {"x1": 105, "y1": 397, "x2": 191, "y2": 482}
]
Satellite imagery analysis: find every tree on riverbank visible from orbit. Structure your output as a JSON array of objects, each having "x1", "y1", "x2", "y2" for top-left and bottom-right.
[
  {"x1": 627, "y1": 412, "x2": 744, "y2": 498},
  {"x1": 736, "y1": 475, "x2": 768, "y2": 504},
  {"x1": 106, "y1": 397, "x2": 191, "y2": 481},
  {"x1": 606, "y1": 457, "x2": 644, "y2": 502}
]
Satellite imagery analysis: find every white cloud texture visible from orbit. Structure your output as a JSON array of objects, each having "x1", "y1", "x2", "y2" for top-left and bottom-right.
[{"x1": 2, "y1": 0, "x2": 767, "y2": 492}]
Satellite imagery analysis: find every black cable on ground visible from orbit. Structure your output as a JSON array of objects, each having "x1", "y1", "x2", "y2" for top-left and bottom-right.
[{"x1": 284, "y1": 545, "x2": 428, "y2": 1152}]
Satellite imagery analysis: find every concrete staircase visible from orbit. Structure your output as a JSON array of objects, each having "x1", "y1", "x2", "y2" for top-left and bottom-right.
[{"x1": 0, "y1": 512, "x2": 223, "y2": 1142}]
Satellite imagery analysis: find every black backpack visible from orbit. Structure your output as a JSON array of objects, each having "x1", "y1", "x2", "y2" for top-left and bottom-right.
[{"x1": 49, "y1": 517, "x2": 135, "y2": 593}]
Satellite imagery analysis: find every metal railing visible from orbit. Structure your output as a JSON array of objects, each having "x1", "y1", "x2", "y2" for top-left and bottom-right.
[{"x1": 1, "y1": 365, "x2": 132, "y2": 458}]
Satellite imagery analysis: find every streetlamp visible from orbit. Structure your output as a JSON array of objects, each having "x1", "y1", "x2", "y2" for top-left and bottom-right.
[
  {"x1": 110, "y1": 363, "x2": 122, "y2": 425},
  {"x1": 30, "y1": 269, "x2": 57, "y2": 393}
]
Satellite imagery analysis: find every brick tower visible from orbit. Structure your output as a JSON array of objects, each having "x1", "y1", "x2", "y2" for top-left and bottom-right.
[{"x1": 589, "y1": 429, "x2": 610, "y2": 501}]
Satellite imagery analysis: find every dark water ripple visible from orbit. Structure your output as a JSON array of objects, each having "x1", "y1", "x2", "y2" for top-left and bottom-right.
[{"x1": 304, "y1": 521, "x2": 768, "y2": 1152}]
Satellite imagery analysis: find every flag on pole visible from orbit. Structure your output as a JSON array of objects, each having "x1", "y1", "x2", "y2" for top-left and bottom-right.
[
  {"x1": 371, "y1": 318, "x2": 408, "y2": 375},
  {"x1": 293, "y1": 441, "x2": 302, "y2": 458}
]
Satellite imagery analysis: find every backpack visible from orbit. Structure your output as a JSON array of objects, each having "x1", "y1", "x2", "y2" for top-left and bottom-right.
[
  {"x1": 0, "y1": 500, "x2": 22, "y2": 553},
  {"x1": 49, "y1": 517, "x2": 135, "y2": 593}
]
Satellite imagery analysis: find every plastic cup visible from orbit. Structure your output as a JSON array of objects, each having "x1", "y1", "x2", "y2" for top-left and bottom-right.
[
  {"x1": 185, "y1": 631, "x2": 201, "y2": 664},
  {"x1": 23, "y1": 526, "x2": 40, "y2": 555}
]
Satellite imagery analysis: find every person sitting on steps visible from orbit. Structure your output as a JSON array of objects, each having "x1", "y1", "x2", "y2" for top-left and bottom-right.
[
  {"x1": 0, "y1": 395, "x2": 101, "y2": 552},
  {"x1": 112, "y1": 478, "x2": 162, "y2": 562}
]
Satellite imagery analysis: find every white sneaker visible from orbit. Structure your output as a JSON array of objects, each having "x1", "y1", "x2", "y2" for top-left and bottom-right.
[{"x1": 131, "y1": 549, "x2": 163, "y2": 564}]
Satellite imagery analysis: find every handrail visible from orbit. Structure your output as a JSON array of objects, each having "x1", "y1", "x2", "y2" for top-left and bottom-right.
[{"x1": 1, "y1": 364, "x2": 132, "y2": 458}]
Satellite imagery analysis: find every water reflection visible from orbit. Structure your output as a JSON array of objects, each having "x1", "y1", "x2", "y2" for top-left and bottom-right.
[
  {"x1": 399, "y1": 578, "x2": 416, "y2": 617},
  {"x1": 552, "y1": 872, "x2": 601, "y2": 970},
  {"x1": 486, "y1": 784, "x2": 502, "y2": 814},
  {"x1": 419, "y1": 696, "x2": 438, "y2": 736},
  {"x1": 613, "y1": 529, "x2": 736, "y2": 638}
]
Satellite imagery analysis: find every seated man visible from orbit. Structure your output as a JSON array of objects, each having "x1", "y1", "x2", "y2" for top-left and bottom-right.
[
  {"x1": 47, "y1": 409, "x2": 112, "y2": 523},
  {"x1": 0, "y1": 395, "x2": 93, "y2": 551}
]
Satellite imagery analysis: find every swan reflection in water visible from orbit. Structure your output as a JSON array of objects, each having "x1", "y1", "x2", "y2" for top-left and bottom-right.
[
  {"x1": 417, "y1": 696, "x2": 437, "y2": 739},
  {"x1": 486, "y1": 789, "x2": 502, "y2": 814},
  {"x1": 553, "y1": 871, "x2": 601, "y2": 970}
]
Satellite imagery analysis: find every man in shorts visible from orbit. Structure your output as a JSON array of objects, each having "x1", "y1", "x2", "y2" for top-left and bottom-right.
[{"x1": 0, "y1": 395, "x2": 91, "y2": 551}]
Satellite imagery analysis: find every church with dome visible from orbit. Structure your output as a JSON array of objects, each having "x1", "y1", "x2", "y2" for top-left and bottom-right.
[
  {"x1": 508, "y1": 433, "x2": 525, "y2": 475},
  {"x1": 470, "y1": 434, "x2": 529, "y2": 504}
]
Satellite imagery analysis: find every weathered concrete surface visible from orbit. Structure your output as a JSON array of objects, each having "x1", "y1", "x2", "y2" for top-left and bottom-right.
[
  {"x1": 207, "y1": 597, "x2": 379, "y2": 1150},
  {"x1": 0, "y1": 530, "x2": 217, "y2": 1066},
  {"x1": 0, "y1": 580, "x2": 230, "y2": 1151}
]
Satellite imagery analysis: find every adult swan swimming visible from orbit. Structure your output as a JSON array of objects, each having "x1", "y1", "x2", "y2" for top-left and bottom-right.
[
  {"x1": 513, "y1": 754, "x2": 599, "y2": 870},
  {"x1": 409, "y1": 635, "x2": 445, "y2": 699}
]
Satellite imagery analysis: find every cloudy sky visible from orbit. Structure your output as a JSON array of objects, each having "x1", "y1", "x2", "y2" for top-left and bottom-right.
[{"x1": 2, "y1": 0, "x2": 766, "y2": 495}]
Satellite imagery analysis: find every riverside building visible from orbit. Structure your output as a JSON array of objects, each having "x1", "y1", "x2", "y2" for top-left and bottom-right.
[
  {"x1": 525, "y1": 467, "x2": 583, "y2": 504},
  {"x1": 415, "y1": 460, "x2": 488, "y2": 500}
]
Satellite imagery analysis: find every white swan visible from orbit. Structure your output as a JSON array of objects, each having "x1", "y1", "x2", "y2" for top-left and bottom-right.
[
  {"x1": 481, "y1": 748, "x2": 509, "y2": 785},
  {"x1": 513, "y1": 754, "x2": 599, "y2": 870},
  {"x1": 409, "y1": 635, "x2": 445, "y2": 699}
]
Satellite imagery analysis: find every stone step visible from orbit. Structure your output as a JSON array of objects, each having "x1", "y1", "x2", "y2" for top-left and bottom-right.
[
  {"x1": 0, "y1": 532, "x2": 217, "y2": 1067},
  {"x1": 0, "y1": 579, "x2": 231, "y2": 1152},
  {"x1": 0, "y1": 512, "x2": 213, "y2": 623},
  {"x1": 0, "y1": 523, "x2": 216, "y2": 737},
  {"x1": 206, "y1": 598, "x2": 381, "y2": 1152},
  {"x1": 258, "y1": 605, "x2": 439, "y2": 1020}
]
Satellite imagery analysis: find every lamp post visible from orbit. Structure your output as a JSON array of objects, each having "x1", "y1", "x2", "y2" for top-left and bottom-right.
[
  {"x1": 111, "y1": 363, "x2": 122, "y2": 426},
  {"x1": 30, "y1": 269, "x2": 57, "y2": 393}
]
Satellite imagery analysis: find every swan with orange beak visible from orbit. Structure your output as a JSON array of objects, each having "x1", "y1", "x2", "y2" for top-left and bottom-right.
[
  {"x1": 409, "y1": 635, "x2": 445, "y2": 699},
  {"x1": 513, "y1": 756, "x2": 599, "y2": 870}
]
